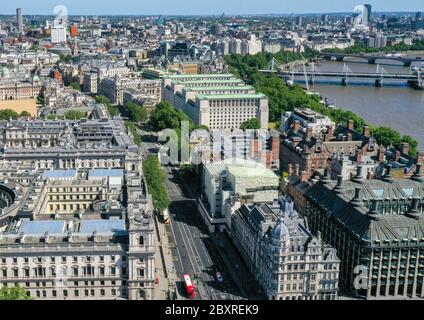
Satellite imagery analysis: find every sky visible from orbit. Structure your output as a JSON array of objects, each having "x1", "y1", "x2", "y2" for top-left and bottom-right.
[{"x1": 3, "y1": 0, "x2": 424, "y2": 16}]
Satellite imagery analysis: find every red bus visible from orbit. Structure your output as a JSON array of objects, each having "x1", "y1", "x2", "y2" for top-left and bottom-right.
[{"x1": 183, "y1": 274, "x2": 195, "y2": 299}]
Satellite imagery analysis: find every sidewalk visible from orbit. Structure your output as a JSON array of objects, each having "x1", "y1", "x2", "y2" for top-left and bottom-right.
[{"x1": 153, "y1": 215, "x2": 180, "y2": 300}]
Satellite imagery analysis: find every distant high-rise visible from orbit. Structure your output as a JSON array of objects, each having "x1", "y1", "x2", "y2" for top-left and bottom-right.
[
  {"x1": 296, "y1": 16, "x2": 303, "y2": 27},
  {"x1": 364, "y1": 4, "x2": 372, "y2": 24},
  {"x1": 416, "y1": 12, "x2": 423, "y2": 21},
  {"x1": 353, "y1": 4, "x2": 371, "y2": 28},
  {"x1": 16, "y1": 8, "x2": 24, "y2": 34}
]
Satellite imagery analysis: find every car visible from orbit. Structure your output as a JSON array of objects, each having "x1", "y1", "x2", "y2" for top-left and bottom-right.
[{"x1": 216, "y1": 272, "x2": 224, "y2": 283}]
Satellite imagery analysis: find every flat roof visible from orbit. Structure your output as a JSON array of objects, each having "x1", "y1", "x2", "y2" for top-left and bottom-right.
[
  {"x1": 42, "y1": 170, "x2": 78, "y2": 179},
  {"x1": 169, "y1": 74, "x2": 234, "y2": 79},
  {"x1": 184, "y1": 85, "x2": 254, "y2": 91},
  {"x1": 79, "y1": 220, "x2": 126, "y2": 235},
  {"x1": 174, "y1": 79, "x2": 242, "y2": 85},
  {"x1": 20, "y1": 220, "x2": 66, "y2": 235},
  {"x1": 196, "y1": 93, "x2": 267, "y2": 100},
  {"x1": 88, "y1": 169, "x2": 124, "y2": 178}
]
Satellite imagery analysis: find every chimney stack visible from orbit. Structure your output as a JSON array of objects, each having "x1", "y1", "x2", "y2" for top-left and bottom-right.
[
  {"x1": 356, "y1": 150, "x2": 363, "y2": 164},
  {"x1": 347, "y1": 119, "x2": 354, "y2": 130},
  {"x1": 378, "y1": 146, "x2": 386, "y2": 163},
  {"x1": 363, "y1": 125, "x2": 370, "y2": 138}
]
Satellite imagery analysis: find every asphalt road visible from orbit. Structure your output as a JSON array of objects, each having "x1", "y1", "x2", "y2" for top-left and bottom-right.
[{"x1": 138, "y1": 127, "x2": 261, "y2": 300}]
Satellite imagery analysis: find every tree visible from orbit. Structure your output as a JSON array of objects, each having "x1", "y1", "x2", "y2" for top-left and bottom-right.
[
  {"x1": 125, "y1": 121, "x2": 141, "y2": 146},
  {"x1": 0, "y1": 286, "x2": 31, "y2": 300},
  {"x1": 69, "y1": 82, "x2": 81, "y2": 91},
  {"x1": 150, "y1": 101, "x2": 195, "y2": 131},
  {"x1": 64, "y1": 110, "x2": 86, "y2": 120},
  {"x1": 143, "y1": 156, "x2": 170, "y2": 211},
  {"x1": 96, "y1": 95, "x2": 120, "y2": 117},
  {"x1": 127, "y1": 102, "x2": 148, "y2": 123},
  {"x1": 19, "y1": 111, "x2": 31, "y2": 118},
  {"x1": 0, "y1": 109, "x2": 19, "y2": 120},
  {"x1": 240, "y1": 118, "x2": 261, "y2": 130}
]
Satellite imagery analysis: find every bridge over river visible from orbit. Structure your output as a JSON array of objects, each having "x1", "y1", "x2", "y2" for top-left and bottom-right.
[{"x1": 319, "y1": 52, "x2": 424, "y2": 67}]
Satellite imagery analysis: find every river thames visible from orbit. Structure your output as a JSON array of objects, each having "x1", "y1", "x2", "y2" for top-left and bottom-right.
[{"x1": 295, "y1": 54, "x2": 424, "y2": 150}]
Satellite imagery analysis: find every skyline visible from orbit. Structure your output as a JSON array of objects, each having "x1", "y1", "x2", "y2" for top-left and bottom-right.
[{"x1": 2, "y1": 0, "x2": 424, "y2": 16}]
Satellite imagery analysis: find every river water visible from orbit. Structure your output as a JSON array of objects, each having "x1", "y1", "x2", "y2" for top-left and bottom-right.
[{"x1": 294, "y1": 54, "x2": 424, "y2": 150}]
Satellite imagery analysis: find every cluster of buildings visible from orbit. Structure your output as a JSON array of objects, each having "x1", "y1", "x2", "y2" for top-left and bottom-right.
[{"x1": 0, "y1": 107, "x2": 156, "y2": 300}]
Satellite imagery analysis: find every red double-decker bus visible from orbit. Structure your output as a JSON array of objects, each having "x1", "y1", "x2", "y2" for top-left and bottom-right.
[{"x1": 183, "y1": 274, "x2": 195, "y2": 299}]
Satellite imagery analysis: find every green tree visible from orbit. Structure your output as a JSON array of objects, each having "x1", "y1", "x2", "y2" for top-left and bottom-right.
[
  {"x1": 64, "y1": 110, "x2": 86, "y2": 120},
  {"x1": 19, "y1": 111, "x2": 31, "y2": 118},
  {"x1": 69, "y1": 82, "x2": 81, "y2": 91},
  {"x1": 127, "y1": 102, "x2": 149, "y2": 123},
  {"x1": 0, "y1": 286, "x2": 31, "y2": 300},
  {"x1": 240, "y1": 118, "x2": 261, "y2": 130},
  {"x1": 0, "y1": 109, "x2": 19, "y2": 120},
  {"x1": 96, "y1": 95, "x2": 120, "y2": 117},
  {"x1": 125, "y1": 121, "x2": 142, "y2": 146},
  {"x1": 143, "y1": 156, "x2": 170, "y2": 211}
]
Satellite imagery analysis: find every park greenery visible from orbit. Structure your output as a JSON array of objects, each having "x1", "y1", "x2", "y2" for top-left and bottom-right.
[
  {"x1": 95, "y1": 95, "x2": 120, "y2": 117},
  {"x1": 126, "y1": 102, "x2": 149, "y2": 123},
  {"x1": 143, "y1": 155, "x2": 170, "y2": 211},
  {"x1": 125, "y1": 121, "x2": 142, "y2": 146},
  {"x1": 240, "y1": 118, "x2": 261, "y2": 130},
  {"x1": 64, "y1": 110, "x2": 86, "y2": 120},
  {"x1": 69, "y1": 82, "x2": 81, "y2": 91},
  {"x1": 322, "y1": 40, "x2": 424, "y2": 55},
  {"x1": 225, "y1": 52, "x2": 419, "y2": 157},
  {"x1": 0, "y1": 109, "x2": 32, "y2": 120},
  {"x1": 0, "y1": 286, "x2": 31, "y2": 300}
]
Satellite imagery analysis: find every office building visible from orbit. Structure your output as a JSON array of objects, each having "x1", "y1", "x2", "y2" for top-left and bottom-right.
[
  {"x1": 231, "y1": 197, "x2": 340, "y2": 300},
  {"x1": 305, "y1": 165, "x2": 424, "y2": 299},
  {"x1": 16, "y1": 8, "x2": 24, "y2": 35}
]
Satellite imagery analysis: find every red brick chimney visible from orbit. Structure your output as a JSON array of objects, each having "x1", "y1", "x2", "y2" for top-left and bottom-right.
[
  {"x1": 378, "y1": 146, "x2": 386, "y2": 162},
  {"x1": 363, "y1": 125, "x2": 370, "y2": 138},
  {"x1": 356, "y1": 150, "x2": 363, "y2": 164},
  {"x1": 288, "y1": 164, "x2": 293, "y2": 176},
  {"x1": 347, "y1": 119, "x2": 354, "y2": 130},
  {"x1": 417, "y1": 152, "x2": 424, "y2": 165},
  {"x1": 300, "y1": 170, "x2": 308, "y2": 182},
  {"x1": 347, "y1": 133, "x2": 352, "y2": 141},
  {"x1": 395, "y1": 151, "x2": 401, "y2": 162}
]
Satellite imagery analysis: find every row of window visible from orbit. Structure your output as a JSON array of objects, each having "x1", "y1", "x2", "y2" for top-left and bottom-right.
[{"x1": 1, "y1": 255, "x2": 130, "y2": 265}]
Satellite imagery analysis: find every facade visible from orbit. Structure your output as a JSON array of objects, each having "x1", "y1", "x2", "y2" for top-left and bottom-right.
[
  {"x1": 0, "y1": 111, "x2": 155, "y2": 300},
  {"x1": 51, "y1": 26, "x2": 67, "y2": 44},
  {"x1": 305, "y1": 165, "x2": 424, "y2": 299},
  {"x1": 191, "y1": 129, "x2": 280, "y2": 171},
  {"x1": 163, "y1": 74, "x2": 269, "y2": 130},
  {"x1": 0, "y1": 169, "x2": 155, "y2": 300},
  {"x1": 83, "y1": 72, "x2": 98, "y2": 94},
  {"x1": 231, "y1": 197, "x2": 340, "y2": 300},
  {"x1": 202, "y1": 158, "x2": 280, "y2": 222},
  {"x1": 280, "y1": 111, "x2": 382, "y2": 180},
  {"x1": 0, "y1": 79, "x2": 41, "y2": 101}
]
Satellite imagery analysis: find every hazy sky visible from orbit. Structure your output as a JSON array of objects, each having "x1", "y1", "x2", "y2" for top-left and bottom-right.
[{"x1": 4, "y1": 0, "x2": 424, "y2": 16}]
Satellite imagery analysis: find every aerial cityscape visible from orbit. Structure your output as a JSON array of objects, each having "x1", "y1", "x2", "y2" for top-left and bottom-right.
[{"x1": 0, "y1": 0, "x2": 424, "y2": 305}]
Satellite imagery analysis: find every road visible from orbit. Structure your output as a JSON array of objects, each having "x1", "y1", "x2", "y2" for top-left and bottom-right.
[
  {"x1": 137, "y1": 128, "x2": 242, "y2": 300},
  {"x1": 138, "y1": 127, "x2": 264, "y2": 300}
]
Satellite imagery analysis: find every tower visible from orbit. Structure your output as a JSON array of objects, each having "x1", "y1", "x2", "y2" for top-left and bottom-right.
[{"x1": 16, "y1": 8, "x2": 24, "y2": 34}]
